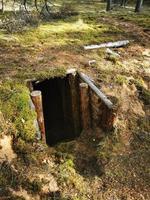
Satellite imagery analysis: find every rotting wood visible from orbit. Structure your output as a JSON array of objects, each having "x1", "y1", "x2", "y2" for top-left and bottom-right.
[
  {"x1": 30, "y1": 90, "x2": 46, "y2": 142},
  {"x1": 80, "y1": 83, "x2": 91, "y2": 130},
  {"x1": 78, "y1": 72, "x2": 113, "y2": 109},
  {"x1": 101, "y1": 103, "x2": 118, "y2": 131},
  {"x1": 69, "y1": 74, "x2": 81, "y2": 135},
  {"x1": 100, "y1": 95, "x2": 119, "y2": 131},
  {"x1": 84, "y1": 40, "x2": 130, "y2": 50}
]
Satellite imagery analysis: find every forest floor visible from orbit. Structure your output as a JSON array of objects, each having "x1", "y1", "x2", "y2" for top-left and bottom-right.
[{"x1": 0, "y1": 2, "x2": 150, "y2": 200}]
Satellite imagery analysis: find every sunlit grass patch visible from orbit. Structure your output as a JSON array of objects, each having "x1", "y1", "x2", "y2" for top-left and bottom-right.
[
  {"x1": 13, "y1": 19, "x2": 94, "y2": 46},
  {"x1": 0, "y1": 17, "x2": 122, "y2": 48}
]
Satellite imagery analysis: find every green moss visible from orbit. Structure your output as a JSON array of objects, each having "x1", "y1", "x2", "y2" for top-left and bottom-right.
[
  {"x1": 114, "y1": 75, "x2": 128, "y2": 85},
  {"x1": 97, "y1": 129, "x2": 123, "y2": 164},
  {"x1": 0, "y1": 81, "x2": 36, "y2": 141},
  {"x1": 58, "y1": 157, "x2": 87, "y2": 198},
  {"x1": 14, "y1": 67, "x2": 66, "y2": 80},
  {"x1": 106, "y1": 55, "x2": 118, "y2": 64}
]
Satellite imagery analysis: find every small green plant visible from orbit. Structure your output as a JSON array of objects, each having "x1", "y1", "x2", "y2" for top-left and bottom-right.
[
  {"x1": 106, "y1": 55, "x2": 118, "y2": 64},
  {"x1": 58, "y1": 158, "x2": 87, "y2": 198},
  {"x1": 115, "y1": 75, "x2": 128, "y2": 85},
  {"x1": 134, "y1": 78, "x2": 145, "y2": 87}
]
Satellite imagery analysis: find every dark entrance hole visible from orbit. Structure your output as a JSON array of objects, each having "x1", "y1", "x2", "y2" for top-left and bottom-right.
[{"x1": 32, "y1": 75, "x2": 81, "y2": 146}]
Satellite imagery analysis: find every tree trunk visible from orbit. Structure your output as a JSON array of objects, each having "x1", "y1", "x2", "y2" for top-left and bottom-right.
[
  {"x1": 1, "y1": 0, "x2": 4, "y2": 13},
  {"x1": 120, "y1": 0, "x2": 127, "y2": 7},
  {"x1": 135, "y1": 0, "x2": 143, "y2": 12},
  {"x1": 106, "y1": 0, "x2": 112, "y2": 11}
]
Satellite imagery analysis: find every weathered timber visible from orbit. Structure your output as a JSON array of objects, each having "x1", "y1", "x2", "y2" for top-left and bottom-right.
[
  {"x1": 78, "y1": 72, "x2": 113, "y2": 109},
  {"x1": 90, "y1": 90, "x2": 102, "y2": 129},
  {"x1": 29, "y1": 98, "x2": 41, "y2": 140},
  {"x1": 101, "y1": 104, "x2": 117, "y2": 131},
  {"x1": 84, "y1": 40, "x2": 130, "y2": 50},
  {"x1": 80, "y1": 83, "x2": 91, "y2": 130},
  {"x1": 69, "y1": 74, "x2": 81, "y2": 135},
  {"x1": 79, "y1": 72, "x2": 118, "y2": 131},
  {"x1": 30, "y1": 90, "x2": 46, "y2": 142}
]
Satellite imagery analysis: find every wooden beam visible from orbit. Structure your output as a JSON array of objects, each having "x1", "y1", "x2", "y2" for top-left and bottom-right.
[
  {"x1": 30, "y1": 90, "x2": 46, "y2": 142},
  {"x1": 79, "y1": 83, "x2": 91, "y2": 130},
  {"x1": 90, "y1": 89, "x2": 102, "y2": 129}
]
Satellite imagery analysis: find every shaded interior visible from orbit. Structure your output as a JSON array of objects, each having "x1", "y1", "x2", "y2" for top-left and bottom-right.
[{"x1": 32, "y1": 76, "x2": 80, "y2": 146}]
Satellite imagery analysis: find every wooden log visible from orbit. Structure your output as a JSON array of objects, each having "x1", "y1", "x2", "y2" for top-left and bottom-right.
[
  {"x1": 101, "y1": 105, "x2": 116, "y2": 131},
  {"x1": 90, "y1": 90, "x2": 102, "y2": 129},
  {"x1": 68, "y1": 74, "x2": 81, "y2": 135},
  {"x1": 29, "y1": 98, "x2": 41, "y2": 140},
  {"x1": 80, "y1": 83, "x2": 91, "y2": 130},
  {"x1": 101, "y1": 96, "x2": 119, "y2": 131},
  {"x1": 78, "y1": 72, "x2": 113, "y2": 109},
  {"x1": 78, "y1": 72, "x2": 118, "y2": 131},
  {"x1": 84, "y1": 40, "x2": 130, "y2": 50},
  {"x1": 30, "y1": 90, "x2": 46, "y2": 142}
]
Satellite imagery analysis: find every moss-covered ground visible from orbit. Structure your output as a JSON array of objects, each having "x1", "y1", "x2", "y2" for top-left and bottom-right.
[{"x1": 0, "y1": 1, "x2": 150, "y2": 199}]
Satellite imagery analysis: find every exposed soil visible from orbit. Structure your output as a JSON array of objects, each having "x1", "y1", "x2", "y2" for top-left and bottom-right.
[{"x1": 0, "y1": 135, "x2": 16, "y2": 162}]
